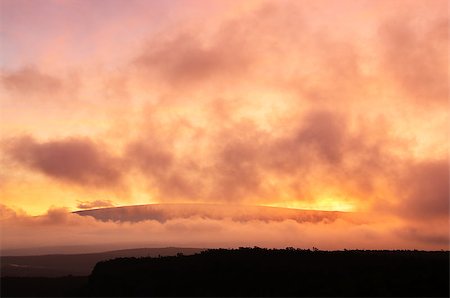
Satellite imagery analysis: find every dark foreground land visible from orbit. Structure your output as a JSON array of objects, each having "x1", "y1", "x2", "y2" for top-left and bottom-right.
[
  {"x1": 1, "y1": 247, "x2": 204, "y2": 277},
  {"x1": 2, "y1": 248, "x2": 449, "y2": 297}
]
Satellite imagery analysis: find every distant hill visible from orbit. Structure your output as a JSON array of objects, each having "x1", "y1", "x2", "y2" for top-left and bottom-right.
[{"x1": 1, "y1": 247, "x2": 204, "y2": 277}]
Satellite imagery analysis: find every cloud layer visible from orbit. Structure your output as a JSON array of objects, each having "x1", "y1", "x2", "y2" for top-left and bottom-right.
[
  {"x1": 0, "y1": 0, "x2": 448, "y2": 249},
  {"x1": 1, "y1": 204, "x2": 447, "y2": 253},
  {"x1": 6, "y1": 136, "x2": 123, "y2": 187}
]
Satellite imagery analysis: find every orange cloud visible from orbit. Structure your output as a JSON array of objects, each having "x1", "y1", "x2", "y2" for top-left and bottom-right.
[
  {"x1": 0, "y1": 0, "x2": 448, "y2": 250},
  {"x1": 395, "y1": 159, "x2": 449, "y2": 221},
  {"x1": 380, "y1": 16, "x2": 448, "y2": 106},
  {"x1": 0, "y1": 204, "x2": 447, "y2": 254},
  {"x1": 1, "y1": 67, "x2": 62, "y2": 94}
]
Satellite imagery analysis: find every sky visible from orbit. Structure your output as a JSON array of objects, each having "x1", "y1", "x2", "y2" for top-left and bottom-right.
[{"x1": 0, "y1": 0, "x2": 448, "y2": 252}]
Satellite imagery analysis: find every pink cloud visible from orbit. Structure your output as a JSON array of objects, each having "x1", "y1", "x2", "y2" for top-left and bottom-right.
[{"x1": 6, "y1": 136, "x2": 123, "y2": 187}]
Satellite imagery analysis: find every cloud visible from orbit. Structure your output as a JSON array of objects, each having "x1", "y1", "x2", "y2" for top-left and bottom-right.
[
  {"x1": 42, "y1": 207, "x2": 72, "y2": 225},
  {"x1": 134, "y1": 32, "x2": 250, "y2": 87},
  {"x1": 0, "y1": 0, "x2": 448, "y2": 250},
  {"x1": 5, "y1": 136, "x2": 123, "y2": 187},
  {"x1": 94, "y1": 106, "x2": 404, "y2": 207},
  {"x1": 0, "y1": 204, "x2": 70, "y2": 225},
  {"x1": 74, "y1": 203, "x2": 349, "y2": 224},
  {"x1": 266, "y1": 110, "x2": 347, "y2": 173},
  {"x1": 202, "y1": 108, "x2": 402, "y2": 204},
  {"x1": 0, "y1": 67, "x2": 80, "y2": 105},
  {"x1": 1, "y1": 67, "x2": 62, "y2": 94},
  {"x1": 380, "y1": 16, "x2": 449, "y2": 105},
  {"x1": 396, "y1": 225, "x2": 449, "y2": 246},
  {"x1": 76, "y1": 200, "x2": 114, "y2": 210},
  {"x1": 0, "y1": 204, "x2": 26, "y2": 220},
  {"x1": 396, "y1": 159, "x2": 449, "y2": 221},
  {"x1": 125, "y1": 140, "x2": 201, "y2": 200},
  {"x1": 132, "y1": 1, "x2": 306, "y2": 90},
  {"x1": 2, "y1": 1, "x2": 439, "y2": 211},
  {"x1": 1, "y1": 204, "x2": 447, "y2": 253}
]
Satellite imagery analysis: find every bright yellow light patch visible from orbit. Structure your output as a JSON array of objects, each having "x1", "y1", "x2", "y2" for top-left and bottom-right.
[{"x1": 263, "y1": 197, "x2": 356, "y2": 212}]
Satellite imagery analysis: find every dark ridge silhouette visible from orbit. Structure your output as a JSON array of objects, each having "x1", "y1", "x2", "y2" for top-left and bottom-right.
[
  {"x1": 2, "y1": 248, "x2": 448, "y2": 297},
  {"x1": 1, "y1": 247, "x2": 204, "y2": 277}
]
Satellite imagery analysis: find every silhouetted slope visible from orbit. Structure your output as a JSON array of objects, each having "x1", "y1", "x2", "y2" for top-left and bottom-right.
[
  {"x1": 1, "y1": 247, "x2": 204, "y2": 277},
  {"x1": 88, "y1": 248, "x2": 449, "y2": 297}
]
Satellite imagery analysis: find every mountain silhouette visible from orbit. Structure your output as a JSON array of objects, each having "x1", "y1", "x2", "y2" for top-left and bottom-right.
[{"x1": 74, "y1": 203, "x2": 358, "y2": 223}]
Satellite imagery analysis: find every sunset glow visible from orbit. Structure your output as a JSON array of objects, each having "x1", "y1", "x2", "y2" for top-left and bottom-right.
[{"x1": 0, "y1": 0, "x2": 448, "y2": 252}]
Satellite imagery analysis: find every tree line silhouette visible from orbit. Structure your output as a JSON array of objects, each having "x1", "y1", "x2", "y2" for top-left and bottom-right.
[{"x1": 2, "y1": 247, "x2": 449, "y2": 296}]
